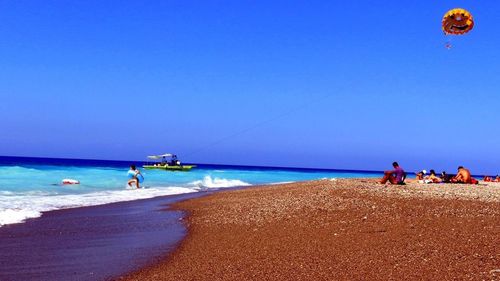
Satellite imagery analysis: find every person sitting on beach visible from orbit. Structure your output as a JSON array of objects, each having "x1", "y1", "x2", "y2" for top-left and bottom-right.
[
  {"x1": 127, "y1": 165, "x2": 144, "y2": 189},
  {"x1": 416, "y1": 171, "x2": 425, "y2": 181},
  {"x1": 416, "y1": 170, "x2": 435, "y2": 184},
  {"x1": 380, "y1": 162, "x2": 406, "y2": 185},
  {"x1": 495, "y1": 175, "x2": 500, "y2": 182},
  {"x1": 483, "y1": 175, "x2": 492, "y2": 182},
  {"x1": 451, "y1": 166, "x2": 473, "y2": 184},
  {"x1": 426, "y1": 170, "x2": 442, "y2": 183},
  {"x1": 440, "y1": 171, "x2": 454, "y2": 183}
]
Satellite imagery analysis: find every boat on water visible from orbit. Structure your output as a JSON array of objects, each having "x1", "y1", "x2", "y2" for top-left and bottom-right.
[{"x1": 143, "y1": 154, "x2": 196, "y2": 171}]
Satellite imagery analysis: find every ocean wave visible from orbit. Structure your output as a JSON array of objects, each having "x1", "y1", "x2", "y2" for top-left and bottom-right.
[
  {"x1": 0, "y1": 186, "x2": 197, "y2": 227},
  {"x1": 0, "y1": 191, "x2": 14, "y2": 195},
  {"x1": 0, "y1": 208, "x2": 42, "y2": 226},
  {"x1": 0, "y1": 190, "x2": 57, "y2": 196},
  {"x1": 269, "y1": 181, "x2": 295, "y2": 185},
  {"x1": 0, "y1": 175, "x2": 252, "y2": 227},
  {"x1": 189, "y1": 176, "x2": 251, "y2": 189},
  {"x1": 0, "y1": 165, "x2": 42, "y2": 174}
]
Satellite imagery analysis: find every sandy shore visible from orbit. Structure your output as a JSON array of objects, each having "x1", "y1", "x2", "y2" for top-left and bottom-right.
[{"x1": 122, "y1": 179, "x2": 500, "y2": 281}]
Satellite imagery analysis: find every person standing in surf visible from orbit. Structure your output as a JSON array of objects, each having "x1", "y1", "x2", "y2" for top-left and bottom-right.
[{"x1": 127, "y1": 165, "x2": 144, "y2": 189}]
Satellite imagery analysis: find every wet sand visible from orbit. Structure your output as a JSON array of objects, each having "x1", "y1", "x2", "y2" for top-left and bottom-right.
[
  {"x1": 122, "y1": 179, "x2": 500, "y2": 280},
  {"x1": 0, "y1": 192, "x2": 207, "y2": 281}
]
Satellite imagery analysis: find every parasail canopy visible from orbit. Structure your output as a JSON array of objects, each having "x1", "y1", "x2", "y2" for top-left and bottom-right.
[{"x1": 442, "y1": 8, "x2": 474, "y2": 35}]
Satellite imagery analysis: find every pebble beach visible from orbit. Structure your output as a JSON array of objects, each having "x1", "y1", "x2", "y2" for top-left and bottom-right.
[{"x1": 121, "y1": 179, "x2": 500, "y2": 280}]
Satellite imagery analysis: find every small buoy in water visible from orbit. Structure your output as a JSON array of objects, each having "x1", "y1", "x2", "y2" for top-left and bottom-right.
[{"x1": 62, "y1": 179, "x2": 80, "y2": 185}]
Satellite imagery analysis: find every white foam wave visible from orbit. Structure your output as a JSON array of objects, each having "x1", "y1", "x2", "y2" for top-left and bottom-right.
[
  {"x1": 0, "y1": 186, "x2": 196, "y2": 227},
  {"x1": 0, "y1": 175, "x2": 254, "y2": 227},
  {"x1": 269, "y1": 181, "x2": 295, "y2": 185},
  {"x1": 0, "y1": 176, "x2": 253, "y2": 227},
  {"x1": 0, "y1": 165, "x2": 40, "y2": 172},
  {"x1": 189, "y1": 176, "x2": 251, "y2": 189},
  {"x1": 0, "y1": 209, "x2": 41, "y2": 226},
  {"x1": 0, "y1": 191, "x2": 14, "y2": 195}
]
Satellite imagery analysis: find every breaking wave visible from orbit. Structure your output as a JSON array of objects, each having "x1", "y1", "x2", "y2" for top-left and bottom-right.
[
  {"x1": 0, "y1": 176, "x2": 251, "y2": 227},
  {"x1": 189, "y1": 176, "x2": 251, "y2": 188}
]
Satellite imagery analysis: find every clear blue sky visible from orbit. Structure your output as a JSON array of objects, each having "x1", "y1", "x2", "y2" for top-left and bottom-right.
[{"x1": 1, "y1": 1, "x2": 499, "y2": 174}]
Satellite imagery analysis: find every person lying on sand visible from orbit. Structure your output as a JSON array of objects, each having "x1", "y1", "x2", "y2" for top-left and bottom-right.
[
  {"x1": 495, "y1": 175, "x2": 500, "y2": 182},
  {"x1": 415, "y1": 170, "x2": 441, "y2": 184},
  {"x1": 483, "y1": 176, "x2": 492, "y2": 182},
  {"x1": 380, "y1": 162, "x2": 406, "y2": 185},
  {"x1": 451, "y1": 166, "x2": 476, "y2": 184},
  {"x1": 415, "y1": 170, "x2": 433, "y2": 184},
  {"x1": 426, "y1": 170, "x2": 442, "y2": 183}
]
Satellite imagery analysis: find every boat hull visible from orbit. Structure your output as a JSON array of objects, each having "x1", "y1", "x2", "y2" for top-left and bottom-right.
[{"x1": 143, "y1": 165, "x2": 195, "y2": 171}]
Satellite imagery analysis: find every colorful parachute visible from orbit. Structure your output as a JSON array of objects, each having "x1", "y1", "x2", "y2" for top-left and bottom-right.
[{"x1": 442, "y1": 8, "x2": 474, "y2": 35}]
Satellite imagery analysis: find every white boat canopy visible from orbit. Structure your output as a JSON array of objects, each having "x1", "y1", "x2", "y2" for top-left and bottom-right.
[{"x1": 147, "y1": 153, "x2": 173, "y2": 159}]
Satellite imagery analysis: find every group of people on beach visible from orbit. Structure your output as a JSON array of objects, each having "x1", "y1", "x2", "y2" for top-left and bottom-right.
[
  {"x1": 380, "y1": 162, "x2": 496, "y2": 185},
  {"x1": 414, "y1": 167, "x2": 479, "y2": 184},
  {"x1": 483, "y1": 175, "x2": 500, "y2": 182},
  {"x1": 125, "y1": 161, "x2": 497, "y2": 189}
]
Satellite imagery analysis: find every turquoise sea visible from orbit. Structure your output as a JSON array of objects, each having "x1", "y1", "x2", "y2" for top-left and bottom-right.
[{"x1": 0, "y1": 156, "x2": 381, "y2": 226}]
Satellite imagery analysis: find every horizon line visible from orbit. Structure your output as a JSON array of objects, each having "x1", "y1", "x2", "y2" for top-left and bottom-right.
[{"x1": 0, "y1": 154, "x2": 385, "y2": 174}]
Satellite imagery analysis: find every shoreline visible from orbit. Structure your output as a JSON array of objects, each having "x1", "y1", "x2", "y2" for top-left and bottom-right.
[
  {"x1": 2, "y1": 179, "x2": 499, "y2": 280},
  {"x1": 0, "y1": 191, "x2": 211, "y2": 281},
  {"x1": 122, "y1": 179, "x2": 500, "y2": 280}
]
